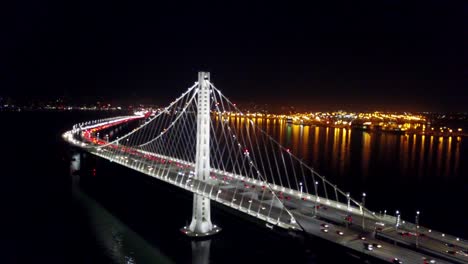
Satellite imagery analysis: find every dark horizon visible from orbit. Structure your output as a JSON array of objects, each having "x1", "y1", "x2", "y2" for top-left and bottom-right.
[{"x1": 1, "y1": 1, "x2": 464, "y2": 112}]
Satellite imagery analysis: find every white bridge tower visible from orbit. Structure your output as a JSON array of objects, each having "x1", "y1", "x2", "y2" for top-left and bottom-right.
[{"x1": 182, "y1": 72, "x2": 221, "y2": 237}]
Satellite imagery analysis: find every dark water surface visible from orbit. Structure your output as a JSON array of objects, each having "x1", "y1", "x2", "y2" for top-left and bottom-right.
[{"x1": 1, "y1": 112, "x2": 467, "y2": 264}]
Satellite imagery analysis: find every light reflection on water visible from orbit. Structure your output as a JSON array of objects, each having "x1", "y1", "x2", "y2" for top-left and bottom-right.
[
  {"x1": 361, "y1": 132, "x2": 371, "y2": 179},
  {"x1": 190, "y1": 240, "x2": 211, "y2": 264},
  {"x1": 236, "y1": 117, "x2": 464, "y2": 180},
  {"x1": 244, "y1": 118, "x2": 467, "y2": 238}
]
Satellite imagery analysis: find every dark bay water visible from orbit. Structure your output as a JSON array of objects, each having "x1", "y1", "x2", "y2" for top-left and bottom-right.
[{"x1": 1, "y1": 112, "x2": 467, "y2": 264}]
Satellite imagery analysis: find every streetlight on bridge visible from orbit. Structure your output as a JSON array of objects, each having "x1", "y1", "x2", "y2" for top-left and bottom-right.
[
  {"x1": 395, "y1": 210, "x2": 401, "y2": 231},
  {"x1": 314, "y1": 181, "x2": 319, "y2": 216},
  {"x1": 346, "y1": 192, "x2": 351, "y2": 211},
  {"x1": 361, "y1": 192, "x2": 366, "y2": 230},
  {"x1": 416, "y1": 210, "x2": 420, "y2": 247}
]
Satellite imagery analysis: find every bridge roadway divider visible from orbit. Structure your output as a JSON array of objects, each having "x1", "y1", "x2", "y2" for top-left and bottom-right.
[
  {"x1": 292, "y1": 211, "x2": 458, "y2": 263},
  {"x1": 376, "y1": 231, "x2": 468, "y2": 264},
  {"x1": 295, "y1": 197, "x2": 468, "y2": 264}
]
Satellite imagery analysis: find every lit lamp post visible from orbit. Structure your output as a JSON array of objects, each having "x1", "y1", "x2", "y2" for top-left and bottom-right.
[
  {"x1": 395, "y1": 210, "x2": 401, "y2": 231},
  {"x1": 299, "y1": 182, "x2": 303, "y2": 195},
  {"x1": 344, "y1": 192, "x2": 351, "y2": 228},
  {"x1": 314, "y1": 181, "x2": 319, "y2": 216},
  {"x1": 361, "y1": 192, "x2": 366, "y2": 230},
  {"x1": 346, "y1": 192, "x2": 351, "y2": 211},
  {"x1": 416, "y1": 211, "x2": 420, "y2": 247}
]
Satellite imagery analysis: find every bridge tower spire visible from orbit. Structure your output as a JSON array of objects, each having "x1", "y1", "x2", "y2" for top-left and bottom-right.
[{"x1": 182, "y1": 72, "x2": 221, "y2": 237}]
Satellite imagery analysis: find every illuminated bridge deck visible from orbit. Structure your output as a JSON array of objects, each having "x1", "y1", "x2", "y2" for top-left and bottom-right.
[{"x1": 63, "y1": 116, "x2": 468, "y2": 264}]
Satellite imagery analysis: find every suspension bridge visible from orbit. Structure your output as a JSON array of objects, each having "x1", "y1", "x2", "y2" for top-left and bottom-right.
[{"x1": 64, "y1": 72, "x2": 467, "y2": 263}]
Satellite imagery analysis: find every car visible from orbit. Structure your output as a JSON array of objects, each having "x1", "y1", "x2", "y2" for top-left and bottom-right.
[
  {"x1": 316, "y1": 204, "x2": 328, "y2": 209},
  {"x1": 445, "y1": 243, "x2": 454, "y2": 248},
  {"x1": 375, "y1": 222, "x2": 385, "y2": 227},
  {"x1": 364, "y1": 243, "x2": 373, "y2": 251},
  {"x1": 344, "y1": 215, "x2": 353, "y2": 223},
  {"x1": 321, "y1": 223, "x2": 329, "y2": 228},
  {"x1": 446, "y1": 250, "x2": 456, "y2": 255},
  {"x1": 422, "y1": 257, "x2": 436, "y2": 264},
  {"x1": 372, "y1": 243, "x2": 382, "y2": 248},
  {"x1": 392, "y1": 257, "x2": 403, "y2": 264},
  {"x1": 336, "y1": 231, "x2": 344, "y2": 236},
  {"x1": 321, "y1": 228, "x2": 329, "y2": 233},
  {"x1": 399, "y1": 231, "x2": 417, "y2": 237}
]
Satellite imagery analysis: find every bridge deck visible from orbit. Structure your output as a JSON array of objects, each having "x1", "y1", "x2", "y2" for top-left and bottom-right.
[{"x1": 63, "y1": 116, "x2": 468, "y2": 264}]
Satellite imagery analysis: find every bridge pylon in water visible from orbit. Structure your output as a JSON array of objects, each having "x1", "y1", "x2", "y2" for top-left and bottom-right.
[{"x1": 181, "y1": 72, "x2": 221, "y2": 237}]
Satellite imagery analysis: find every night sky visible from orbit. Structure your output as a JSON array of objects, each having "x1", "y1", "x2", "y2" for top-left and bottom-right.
[{"x1": 1, "y1": 1, "x2": 465, "y2": 111}]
